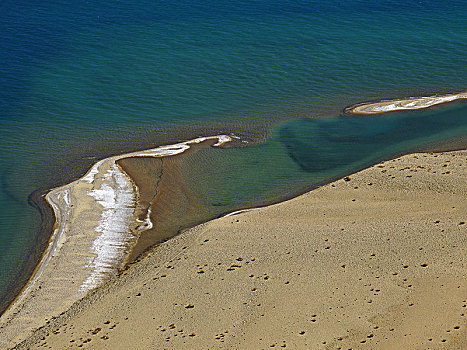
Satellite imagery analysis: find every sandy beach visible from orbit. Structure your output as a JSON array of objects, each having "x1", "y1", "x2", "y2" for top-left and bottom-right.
[
  {"x1": 347, "y1": 91, "x2": 467, "y2": 115},
  {"x1": 8, "y1": 150, "x2": 466, "y2": 349},
  {"x1": 3, "y1": 2, "x2": 467, "y2": 349}
]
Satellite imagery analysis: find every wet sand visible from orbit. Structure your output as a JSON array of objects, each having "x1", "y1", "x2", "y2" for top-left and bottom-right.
[
  {"x1": 118, "y1": 140, "x2": 230, "y2": 261},
  {"x1": 14, "y1": 150, "x2": 467, "y2": 350},
  {"x1": 347, "y1": 91, "x2": 467, "y2": 115}
]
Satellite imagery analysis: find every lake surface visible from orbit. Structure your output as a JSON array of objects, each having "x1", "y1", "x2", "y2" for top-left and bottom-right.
[{"x1": 1, "y1": 0, "x2": 466, "y2": 313}]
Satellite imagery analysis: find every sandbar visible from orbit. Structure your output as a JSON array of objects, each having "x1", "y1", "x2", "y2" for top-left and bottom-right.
[
  {"x1": 347, "y1": 91, "x2": 467, "y2": 115},
  {"x1": 0, "y1": 135, "x2": 233, "y2": 349}
]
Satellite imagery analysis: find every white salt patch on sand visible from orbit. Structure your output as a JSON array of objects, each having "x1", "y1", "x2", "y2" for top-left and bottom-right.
[
  {"x1": 137, "y1": 208, "x2": 153, "y2": 231},
  {"x1": 213, "y1": 135, "x2": 233, "y2": 146},
  {"x1": 138, "y1": 135, "x2": 233, "y2": 157},
  {"x1": 81, "y1": 164, "x2": 137, "y2": 292},
  {"x1": 82, "y1": 160, "x2": 104, "y2": 184},
  {"x1": 349, "y1": 91, "x2": 467, "y2": 114},
  {"x1": 223, "y1": 208, "x2": 258, "y2": 217},
  {"x1": 372, "y1": 95, "x2": 464, "y2": 112},
  {"x1": 139, "y1": 144, "x2": 191, "y2": 157}
]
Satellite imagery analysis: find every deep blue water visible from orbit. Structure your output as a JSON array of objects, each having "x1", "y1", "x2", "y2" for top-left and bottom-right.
[{"x1": 0, "y1": 0, "x2": 466, "y2": 312}]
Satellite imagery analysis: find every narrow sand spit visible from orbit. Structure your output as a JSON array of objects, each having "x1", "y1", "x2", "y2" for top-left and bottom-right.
[
  {"x1": 347, "y1": 91, "x2": 467, "y2": 115},
  {"x1": 0, "y1": 135, "x2": 232, "y2": 349},
  {"x1": 16, "y1": 151, "x2": 466, "y2": 350}
]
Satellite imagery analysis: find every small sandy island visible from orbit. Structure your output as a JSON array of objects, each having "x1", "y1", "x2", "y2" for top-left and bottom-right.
[
  {"x1": 10, "y1": 150, "x2": 467, "y2": 350},
  {"x1": 347, "y1": 91, "x2": 467, "y2": 115}
]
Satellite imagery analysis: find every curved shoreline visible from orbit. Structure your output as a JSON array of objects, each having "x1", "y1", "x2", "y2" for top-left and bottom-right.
[
  {"x1": 1, "y1": 89, "x2": 466, "y2": 348},
  {"x1": 346, "y1": 90, "x2": 467, "y2": 115},
  {"x1": 0, "y1": 135, "x2": 233, "y2": 349},
  {"x1": 15, "y1": 149, "x2": 467, "y2": 350}
]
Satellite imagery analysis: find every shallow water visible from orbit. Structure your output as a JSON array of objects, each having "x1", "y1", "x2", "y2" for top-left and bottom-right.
[
  {"x1": 1, "y1": 0, "x2": 467, "y2": 312},
  {"x1": 184, "y1": 102, "x2": 467, "y2": 211}
]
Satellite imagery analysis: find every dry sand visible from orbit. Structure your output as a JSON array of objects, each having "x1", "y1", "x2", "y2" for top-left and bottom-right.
[
  {"x1": 347, "y1": 91, "x2": 467, "y2": 115},
  {"x1": 14, "y1": 151, "x2": 466, "y2": 350}
]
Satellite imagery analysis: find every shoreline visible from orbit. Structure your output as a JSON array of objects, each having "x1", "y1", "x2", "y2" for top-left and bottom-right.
[
  {"x1": 15, "y1": 149, "x2": 467, "y2": 349},
  {"x1": 345, "y1": 90, "x2": 467, "y2": 115},
  {"x1": 1, "y1": 91, "x2": 466, "y2": 348},
  {"x1": 0, "y1": 135, "x2": 233, "y2": 348}
]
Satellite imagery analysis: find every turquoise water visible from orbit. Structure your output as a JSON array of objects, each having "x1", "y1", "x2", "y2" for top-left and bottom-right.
[
  {"x1": 186, "y1": 102, "x2": 467, "y2": 210},
  {"x1": 1, "y1": 0, "x2": 466, "y2": 312}
]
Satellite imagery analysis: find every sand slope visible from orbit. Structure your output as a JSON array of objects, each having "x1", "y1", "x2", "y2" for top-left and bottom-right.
[{"x1": 16, "y1": 151, "x2": 467, "y2": 350}]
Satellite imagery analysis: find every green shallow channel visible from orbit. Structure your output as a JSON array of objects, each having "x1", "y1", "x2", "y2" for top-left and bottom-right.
[{"x1": 184, "y1": 102, "x2": 467, "y2": 212}]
